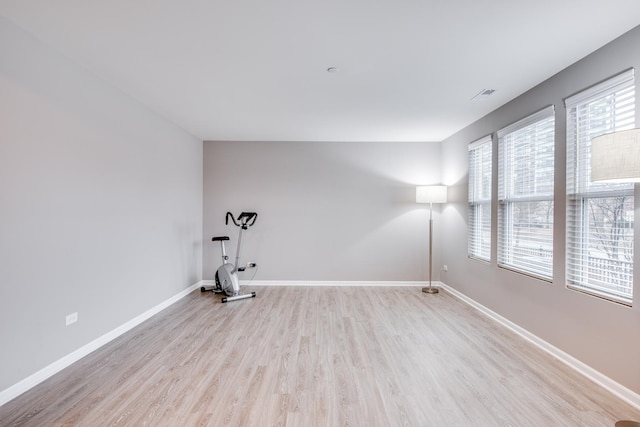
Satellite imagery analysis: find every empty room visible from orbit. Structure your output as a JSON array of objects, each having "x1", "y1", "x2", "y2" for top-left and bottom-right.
[{"x1": 2, "y1": 1, "x2": 640, "y2": 426}]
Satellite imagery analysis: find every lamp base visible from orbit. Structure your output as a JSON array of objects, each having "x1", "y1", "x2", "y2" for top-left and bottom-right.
[{"x1": 421, "y1": 287, "x2": 439, "y2": 294}]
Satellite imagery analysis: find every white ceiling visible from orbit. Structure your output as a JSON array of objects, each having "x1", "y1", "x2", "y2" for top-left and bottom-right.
[{"x1": 1, "y1": 0, "x2": 640, "y2": 142}]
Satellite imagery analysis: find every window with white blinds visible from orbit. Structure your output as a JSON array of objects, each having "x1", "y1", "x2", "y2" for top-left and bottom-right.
[
  {"x1": 565, "y1": 69, "x2": 635, "y2": 304},
  {"x1": 498, "y1": 106, "x2": 555, "y2": 279},
  {"x1": 468, "y1": 135, "x2": 492, "y2": 261}
]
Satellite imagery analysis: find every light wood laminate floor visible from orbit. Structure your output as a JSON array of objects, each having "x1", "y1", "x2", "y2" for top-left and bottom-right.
[{"x1": 1, "y1": 286, "x2": 639, "y2": 426}]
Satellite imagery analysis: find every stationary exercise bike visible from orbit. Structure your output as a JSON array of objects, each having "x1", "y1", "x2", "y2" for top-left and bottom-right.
[{"x1": 201, "y1": 212, "x2": 258, "y2": 303}]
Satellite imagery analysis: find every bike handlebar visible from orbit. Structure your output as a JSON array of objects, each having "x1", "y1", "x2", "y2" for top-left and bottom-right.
[{"x1": 225, "y1": 212, "x2": 258, "y2": 228}]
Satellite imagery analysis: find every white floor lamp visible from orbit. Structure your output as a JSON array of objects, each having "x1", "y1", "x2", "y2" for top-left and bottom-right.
[
  {"x1": 416, "y1": 185, "x2": 447, "y2": 294},
  {"x1": 591, "y1": 129, "x2": 640, "y2": 427}
]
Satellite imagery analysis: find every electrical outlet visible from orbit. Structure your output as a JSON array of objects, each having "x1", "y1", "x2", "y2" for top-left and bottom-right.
[
  {"x1": 443, "y1": 265, "x2": 448, "y2": 272},
  {"x1": 66, "y1": 312, "x2": 78, "y2": 326}
]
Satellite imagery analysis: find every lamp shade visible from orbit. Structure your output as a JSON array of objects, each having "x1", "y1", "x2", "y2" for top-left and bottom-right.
[
  {"x1": 416, "y1": 185, "x2": 447, "y2": 203},
  {"x1": 591, "y1": 129, "x2": 640, "y2": 183}
]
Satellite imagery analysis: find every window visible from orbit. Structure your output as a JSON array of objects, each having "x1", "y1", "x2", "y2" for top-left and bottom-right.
[
  {"x1": 498, "y1": 106, "x2": 555, "y2": 279},
  {"x1": 468, "y1": 135, "x2": 492, "y2": 261},
  {"x1": 565, "y1": 69, "x2": 635, "y2": 304}
]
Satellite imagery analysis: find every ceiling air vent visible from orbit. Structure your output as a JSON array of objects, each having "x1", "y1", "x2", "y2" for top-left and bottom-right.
[{"x1": 471, "y1": 89, "x2": 496, "y2": 101}]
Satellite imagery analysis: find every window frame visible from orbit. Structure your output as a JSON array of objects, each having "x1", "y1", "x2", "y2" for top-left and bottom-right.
[
  {"x1": 497, "y1": 105, "x2": 556, "y2": 280},
  {"x1": 468, "y1": 135, "x2": 493, "y2": 262},
  {"x1": 564, "y1": 69, "x2": 635, "y2": 305}
]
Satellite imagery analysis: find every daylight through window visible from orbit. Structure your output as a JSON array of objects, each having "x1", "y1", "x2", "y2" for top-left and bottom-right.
[
  {"x1": 468, "y1": 135, "x2": 492, "y2": 261},
  {"x1": 565, "y1": 69, "x2": 635, "y2": 304},
  {"x1": 498, "y1": 106, "x2": 555, "y2": 280}
]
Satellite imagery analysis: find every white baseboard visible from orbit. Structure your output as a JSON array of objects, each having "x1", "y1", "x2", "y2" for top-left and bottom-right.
[
  {"x1": 0, "y1": 281, "x2": 201, "y2": 407},
  {"x1": 238, "y1": 280, "x2": 435, "y2": 287},
  {"x1": 439, "y1": 282, "x2": 640, "y2": 411}
]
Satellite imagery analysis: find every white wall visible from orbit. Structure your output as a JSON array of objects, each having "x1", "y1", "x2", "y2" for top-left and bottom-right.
[
  {"x1": 440, "y1": 25, "x2": 640, "y2": 394},
  {"x1": 203, "y1": 140, "x2": 443, "y2": 282},
  {"x1": 0, "y1": 17, "x2": 203, "y2": 393}
]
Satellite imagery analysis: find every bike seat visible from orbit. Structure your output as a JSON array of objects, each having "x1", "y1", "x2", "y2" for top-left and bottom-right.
[{"x1": 212, "y1": 236, "x2": 230, "y2": 242}]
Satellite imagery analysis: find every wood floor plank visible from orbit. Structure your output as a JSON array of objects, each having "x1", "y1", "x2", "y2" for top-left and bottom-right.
[{"x1": 2, "y1": 286, "x2": 640, "y2": 426}]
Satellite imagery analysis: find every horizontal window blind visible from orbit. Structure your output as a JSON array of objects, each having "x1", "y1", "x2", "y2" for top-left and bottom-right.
[
  {"x1": 498, "y1": 106, "x2": 555, "y2": 279},
  {"x1": 468, "y1": 135, "x2": 492, "y2": 261},
  {"x1": 565, "y1": 69, "x2": 635, "y2": 304}
]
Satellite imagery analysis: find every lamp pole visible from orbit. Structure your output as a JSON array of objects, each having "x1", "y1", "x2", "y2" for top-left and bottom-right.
[
  {"x1": 416, "y1": 185, "x2": 447, "y2": 295},
  {"x1": 423, "y1": 202, "x2": 438, "y2": 294}
]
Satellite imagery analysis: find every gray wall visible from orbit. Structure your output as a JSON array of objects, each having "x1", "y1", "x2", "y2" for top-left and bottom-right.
[
  {"x1": 203, "y1": 140, "x2": 443, "y2": 282},
  {"x1": 440, "y1": 25, "x2": 640, "y2": 394},
  {"x1": 0, "y1": 17, "x2": 203, "y2": 392}
]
